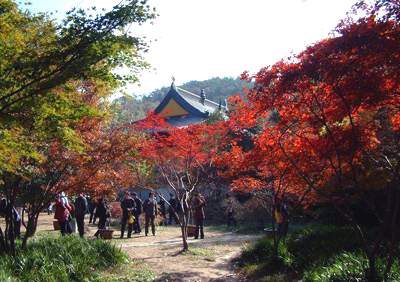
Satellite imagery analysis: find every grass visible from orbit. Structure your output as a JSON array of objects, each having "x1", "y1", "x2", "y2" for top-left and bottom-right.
[
  {"x1": 184, "y1": 247, "x2": 213, "y2": 257},
  {"x1": 209, "y1": 223, "x2": 263, "y2": 235},
  {"x1": 0, "y1": 234, "x2": 154, "y2": 282},
  {"x1": 93, "y1": 261, "x2": 154, "y2": 282},
  {"x1": 234, "y1": 225, "x2": 400, "y2": 282}
]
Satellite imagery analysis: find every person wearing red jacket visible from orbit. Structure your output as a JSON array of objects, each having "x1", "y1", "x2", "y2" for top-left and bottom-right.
[{"x1": 54, "y1": 193, "x2": 72, "y2": 235}]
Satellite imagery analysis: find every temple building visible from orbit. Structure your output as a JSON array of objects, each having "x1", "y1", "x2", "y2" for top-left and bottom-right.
[
  {"x1": 151, "y1": 81, "x2": 227, "y2": 127},
  {"x1": 128, "y1": 80, "x2": 227, "y2": 200}
]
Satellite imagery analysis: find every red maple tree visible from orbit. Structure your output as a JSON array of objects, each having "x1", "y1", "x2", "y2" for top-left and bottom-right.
[
  {"x1": 222, "y1": 2, "x2": 399, "y2": 279},
  {"x1": 134, "y1": 113, "x2": 228, "y2": 250}
]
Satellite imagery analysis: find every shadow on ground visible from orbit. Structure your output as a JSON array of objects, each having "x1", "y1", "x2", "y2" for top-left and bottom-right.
[{"x1": 154, "y1": 270, "x2": 203, "y2": 282}]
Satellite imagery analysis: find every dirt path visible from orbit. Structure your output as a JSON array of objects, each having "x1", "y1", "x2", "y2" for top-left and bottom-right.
[
  {"x1": 3, "y1": 213, "x2": 261, "y2": 282},
  {"x1": 118, "y1": 226, "x2": 261, "y2": 282}
]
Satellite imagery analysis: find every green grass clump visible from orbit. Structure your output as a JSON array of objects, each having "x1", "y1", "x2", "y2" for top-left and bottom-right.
[
  {"x1": 91, "y1": 261, "x2": 154, "y2": 282},
  {"x1": 184, "y1": 247, "x2": 213, "y2": 257},
  {"x1": 234, "y1": 225, "x2": 400, "y2": 282},
  {"x1": 0, "y1": 235, "x2": 130, "y2": 282},
  {"x1": 234, "y1": 236, "x2": 293, "y2": 279},
  {"x1": 304, "y1": 251, "x2": 400, "y2": 282}
]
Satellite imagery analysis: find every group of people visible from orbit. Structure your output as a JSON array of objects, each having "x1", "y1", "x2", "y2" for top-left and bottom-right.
[
  {"x1": 54, "y1": 193, "x2": 110, "y2": 238},
  {"x1": 120, "y1": 192, "x2": 208, "y2": 240},
  {"x1": 120, "y1": 191, "x2": 177, "y2": 238},
  {"x1": 120, "y1": 191, "x2": 143, "y2": 237},
  {"x1": 53, "y1": 190, "x2": 207, "y2": 239},
  {"x1": 3, "y1": 191, "x2": 290, "y2": 241}
]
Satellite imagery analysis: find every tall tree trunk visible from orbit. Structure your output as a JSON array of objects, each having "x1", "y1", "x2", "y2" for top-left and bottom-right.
[
  {"x1": 368, "y1": 255, "x2": 376, "y2": 282},
  {"x1": 180, "y1": 211, "x2": 189, "y2": 251},
  {"x1": 5, "y1": 202, "x2": 16, "y2": 256},
  {"x1": 0, "y1": 226, "x2": 7, "y2": 254},
  {"x1": 181, "y1": 223, "x2": 189, "y2": 251},
  {"x1": 384, "y1": 164, "x2": 400, "y2": 278},
  {"x1": 21, "y1": 212, "x2": 38, "y2": 249}
]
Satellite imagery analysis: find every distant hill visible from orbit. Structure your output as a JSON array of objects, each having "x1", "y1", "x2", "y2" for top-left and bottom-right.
[{"x1": 111, "y1": 76, "x2": 252, "y2": 125}]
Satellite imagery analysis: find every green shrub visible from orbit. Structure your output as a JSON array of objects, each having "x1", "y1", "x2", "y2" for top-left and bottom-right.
[
  {"x1": 304, "y1": 251, "x2": 400, "y2": 282},
  {"x1": 235, "y1": 236, "x2": 293, "y2": 278},
  {"x1": 0, "y1": 235, "x2": 129, "y2": 282},
  {"x1": 235, "y1": 225, "x2": 400, "y2": 282},
  {"x1": 287, "y1": 225, "x2": 369, "y2": 271}
]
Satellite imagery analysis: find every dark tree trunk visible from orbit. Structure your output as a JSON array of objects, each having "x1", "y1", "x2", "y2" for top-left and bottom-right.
[
  {"x1": 22, "y1": 212, "x2": 38, "y2": 249},
  {"x1": 0, "y1": 226, "x2": 7, "y2": 254}
]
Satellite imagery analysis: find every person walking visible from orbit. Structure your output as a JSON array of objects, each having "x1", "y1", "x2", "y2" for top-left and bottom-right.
[
  {"x1": 143, "y1": 192, "x2": 158, "y2": 236},
  {"x1": 120, "y1": 191, "x2": 135, "y2": 238},
  {"x1": 132, "y1": 192, "x2": 142, "y2": 234},
  {"x1": 54, "y1": 193, "x2": 72, "y2": 236},
  {"x1": 74, "y1": 194, "x2": 88, "y2": 238},
  {"x1": 94, "y1": 197, "x2": 109, "y2": 238},
  {"x1": 168, "y1": 193, "x2": 178, "y2": 225},
  {"x1": 193, "y1": 193, "x2": 207, "y2": 239}
]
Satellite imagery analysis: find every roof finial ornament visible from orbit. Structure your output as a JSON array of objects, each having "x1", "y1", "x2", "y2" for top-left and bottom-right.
[
  {"x1": 200, "y1": 89, "x2": 206, "y2": 105},
  {"x1": 171, "y1": 76, "x2": 176, "y2": 89}
]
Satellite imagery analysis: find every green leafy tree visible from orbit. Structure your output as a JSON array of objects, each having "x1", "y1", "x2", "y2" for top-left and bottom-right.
[{"x1": 0, "y1": 0, "x2": 156, "y2": 255}]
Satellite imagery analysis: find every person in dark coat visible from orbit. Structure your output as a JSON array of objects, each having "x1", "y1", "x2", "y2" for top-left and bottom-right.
[
  {"x1": 120, "y1": 191, "x2": 135, "y2": 238},
  {"x1": 132, "y1": 192, "x2": 142, "y2": 234},
  {"x1": 168, "y1": 193, "x2": 178, "y2": 225},
  {"x1": 158, "y1": 198, "x2": 167, "y2": 226},
  {"x1": 143, "y1": 192, "x2": 158, "y2": 236},
  {"x1": 74, "y1": 194, "x2": 88, "y2": 238},
  {"x1": 88, "y1": 197, "x2": 97, "y2": 224},
  {"x1": 193, "y1": 193, "x2": 207, "y2": 239},
  {"x1": 94, "y1": 198, "x2": 109, "y2": 238},
  {"x1": 0, "y1": 195, "x2": 21, "y2": 239},
  {"x1": 226, "y1": 200, "x2": 237, "y2": 226}
]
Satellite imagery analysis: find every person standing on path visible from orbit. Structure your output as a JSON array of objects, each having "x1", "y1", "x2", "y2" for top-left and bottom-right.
[
  {"x1": 54, "y1": 193, "x2": 72, "y2": 236},
  {"x1": 275, "y1": 195, "x2": 290, "y2": 239},
  {"x1": 168, "y1": 193, "x2": 178, "y2": 225},
  {"x1": 132, "y1": 192, "x2": 142, "y2": 234},
  {"x1": 93, "y1": 197, "x2": 109, "y2": 238},
  {"x1": 143, "y1": 192, "x2": 158, "y2": 236},
  {"x1": 74, "y1": 194, "x2": 88, "y2": 238},
  {"x1": 120, "y1": 191, "x2": 136, "y2": 238},
  {"x1": 194, "y1": 193, "x2": 207, "y2": 239},
  {"x1": 158, "y1": 197, "x2": 168, "y2": 226},
  {"x1": 226, "y1": 200, "x2": 237, "y2": 226},
  {"x1": 88, "y1": 197, "x2": 97, "y2": 225},
  {"x1": 0, "y1": 195, "x2": 22, "y2": 239}
]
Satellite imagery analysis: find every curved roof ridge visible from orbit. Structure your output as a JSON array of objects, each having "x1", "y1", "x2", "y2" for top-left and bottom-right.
[
  {"x1": 154, "y1": 87, "x2": 208, "y2": 117},
  {"x1": 176, "y1": 87, "x2": 220, "y2": 107}
]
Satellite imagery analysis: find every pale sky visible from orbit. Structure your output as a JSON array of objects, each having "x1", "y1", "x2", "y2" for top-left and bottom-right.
[{"x1": 28, "y1": 0, "x2": 355, "y2": 97}]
